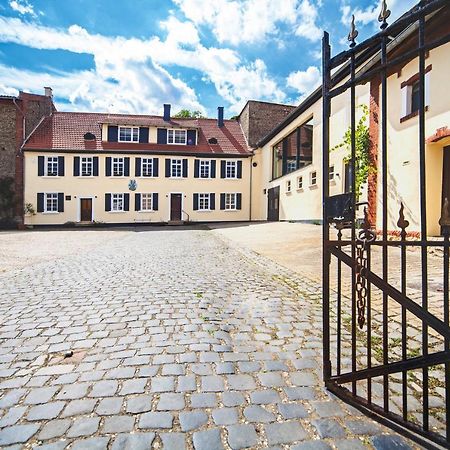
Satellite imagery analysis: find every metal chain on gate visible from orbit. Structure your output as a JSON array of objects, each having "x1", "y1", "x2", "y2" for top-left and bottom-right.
[{"x1": 355, "y1": 209, "x2": 376, "y2": 329}]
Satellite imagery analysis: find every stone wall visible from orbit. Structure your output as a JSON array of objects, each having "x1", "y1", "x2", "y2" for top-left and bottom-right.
[{"x1": 0, "y1": 101, "x2": 17, "y2": 180}]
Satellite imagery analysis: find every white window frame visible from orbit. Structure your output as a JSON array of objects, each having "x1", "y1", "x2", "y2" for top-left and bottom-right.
[
  {"x1": 118, "y1": 126, "x2": 139, "y2": 143},
  {"x1": 112, "y1": 157, "x2": 124, "y2": 177},
  {"x1": 198, "y1": 193, "x2": 210, "y2": 211},
  {"x1": 168, "y1": 129, "x2": 187, "y2": 145},
  {"x1": 44, "y1": 193, "x2": 58, "y2": 213},
  {"x1": 225, "y1": 160, "x2": 237, "y2": 179},
  {"x1": 141, "y1": 193, "x2": 154, "y2": 212},
  {"x1": 329, "y1": 165, "x2": 335, "y2": 181},
  {"x1": 199, "y1": 160, "x2": 211, "y2": 178},
  {"x1": 81, "y1": 156, "x2": 93, "y2": 177},
  {"x1": 171, "y1": 159, "x2": 183, "y2": 178},
  {"x1": 45, "y1": 156, "x2": 59, "y2": 177},
  {"x1": 287, "y1": 160, "x2": 297, "y2": 173},
  {"x1": 141, "y1": 158, "x2": 154, "y2": 177},
  {"x1": 225, "y1": 193, "x2": 237, "y2": 211},
  {"x1": 310, "y1": 171, "x2": 317, "y2": 186},
  {"x1": 111, "y1": 193, "x2": 124, "y2": 212},
  {"x1": 286, "y1": 180, "x2": 292, "y2": 193},
  {"x1": 297, "y1": 176, "x2": 303, "y2": 190},
  {"x1": 400, "y1": 71, "x2": 430, "y2": 119}
]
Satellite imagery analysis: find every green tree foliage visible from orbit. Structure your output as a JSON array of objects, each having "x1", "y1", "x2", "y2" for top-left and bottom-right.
[
  {"x1": 332, "y1": 104, "x2": 371, "y2": 200},
  {"x1": 173, "y1": 109, "x2": 205, "y2": 119}
]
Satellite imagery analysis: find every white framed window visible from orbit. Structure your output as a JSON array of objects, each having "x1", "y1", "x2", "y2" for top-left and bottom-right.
[
  {"x1": 310, "y1": 171, "x2": 317, "y2": 186},
  {"x1": 81, "y1": 157, "x2": 93, "y2": 176},
  {"x1": 329, "y1": 165, "x2": 335, "y2": 181},
  {"x1": 46, "y1": 157, "x2": 58, "y2": 176},
  {"x1": 286, "y1": 180, "x2": 291, "y2": 193},
  {"x1": 111, "y1": 193, "x2": 124, "y2": 212},
  {"x1": 45, "y1": 193, "x2": 58, "y2": 212},
  {"x1": 400, "y1": 70, "x2": 430, "y2": 121},
  {"x1": 225, "y1": 161, "x2": 237, "y2": 179},
  {"x1": 287, "y1": 160, "x2": 297, "y2": 173},
  {"x1": 171, "y1": 159, "x2": 182, "y2": 178},
  {"x1": 112, "y1": 157, "x2": 124, "y2": 176},
  {"x1": 142, "y1": 158, "x2": 154, "y2": 177},
  {"x1": 119, "y1": 126, "x2": 139, "y2": 143},
  {"x1": 200, "y1": 160, "x2": 211, "y2": 178},
  {"x1": 168, "y1": 129, "x2": 187, "y2": 145},
  {"x1": 198, "y1": 193, "x2": 210, "y2": 211},
  {"x1": 225, "y1": 193, "x2": 237, "y2": 210},
  {"x1": 297, "y1": 176, "x2": 303, "y2": 190},
  {"x1": 141, "y1": 193, "x2": 153, "y2": 211}
]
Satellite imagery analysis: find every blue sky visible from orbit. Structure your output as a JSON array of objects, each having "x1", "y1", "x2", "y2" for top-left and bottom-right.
[{"x1": 0, "y1": 0, "x2": 416, "y2": 117}]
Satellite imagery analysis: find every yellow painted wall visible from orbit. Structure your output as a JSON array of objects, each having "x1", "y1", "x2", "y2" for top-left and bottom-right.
[{"x1": 24, "y1": 153, "x2": 251, "y2": 225}]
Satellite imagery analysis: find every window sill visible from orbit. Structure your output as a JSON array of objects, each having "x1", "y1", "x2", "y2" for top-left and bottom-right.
[
  {"x1": 296, "y1": 188, "x2": 304, "y2": 192},
  {"x1": 197, "y1": 210, "x2": 212, "y2": 213},
  {"x1": 400, "y1": 106, "x2": 429, "y2": 123},
  {"x1": 42, "y1": 211, "x2": 59, "y2": 214},
  {"x1": 42, "y1": 176, "x2": 61, "y2": 178},
  {"x1": 77, "y1": 176, "x2": 95, "y2": 178},
  {"x1": 167, "y1": 143, "x2": 187, "y2": 146},
  {"x1": 309, "y1": 184, "x2": 318, "y2": 189},
  {"x1": 118, "y1": 140, "x2": 139, "y2": 144},
  {"x1": 108, "y1": 211, "x2": 126, "y2": 213},
  {"x1": 286, "y1": 191, "x2": 292, "y2": 195},
  {"x1": 138, "y1": 210, "x2": 155, "y2": 213},
  {"x1": 140, "y1": 175, "x2": 157, "y2": 178},
  {"x1": 224, "y1": 209, "x2": 237, "y2": 212}
]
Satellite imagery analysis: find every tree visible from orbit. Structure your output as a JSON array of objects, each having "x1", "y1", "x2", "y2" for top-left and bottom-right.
[{"x1": 173, "y1": 109, "x2": 205, "y2": 119}]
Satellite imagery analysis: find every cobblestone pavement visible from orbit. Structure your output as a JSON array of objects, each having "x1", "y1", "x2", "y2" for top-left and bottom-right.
[{"x1": 0, "y1": 228, "x2": 415, "y2": 449}]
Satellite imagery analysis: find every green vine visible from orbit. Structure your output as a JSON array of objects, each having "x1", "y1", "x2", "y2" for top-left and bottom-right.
[{"x1": 332, "y1": 104, "x2": 372, "y2": 200}]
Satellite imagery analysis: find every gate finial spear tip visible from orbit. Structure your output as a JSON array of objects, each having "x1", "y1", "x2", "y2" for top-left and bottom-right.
[
  {"x1": 378, "y1": 0, "x2": 391, "y2": 29},
  {"x1": 348, "y1": 14, "x2": 358, "y2": 48},
  {"x1": 397, "y1": 202, "x2": 410, "y2": 233}
]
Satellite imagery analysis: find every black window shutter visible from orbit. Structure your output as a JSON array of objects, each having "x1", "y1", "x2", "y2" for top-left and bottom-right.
[
  {"x1": 73, "y1": 156, "x2": 80, "y2": 176},
  {"x1": 139, "y1": 127, "x2": 149, "y2": 143},
  {"x1": 220, "y1": 160, "x2": 226, "y2": 178},
  {"x1": 157, "y1": 128, "x2": 167, "y2": 144},
  {"x1": 38, "y1": 156, "x2": 45, "y2": 176},
  {"x1": 165, "y1": 159, "x2": 171, "y2": 177},
  {"x1": 211, "y1": 160, "x2": 216, "y2": 178},
  {"x1": 153, "y1": 193, "x2": 159, "y2": 211},
  {"x1": 58, "y1": 156, "x2": 65, "y2": 176},
  {"x1": 220, "y1": 193, "x2": 225, "y2": 210},
  {"x1": 135, "y1": 158, "x2": 141, "y2": 177},
  {"x1": 135, "y1": 193, "x2": 141, "y2": 211},
  {"x1": 153, "y1": 158, "x2": 159, "y2": 177},
  {"x1": 106, "y1": 157, "x2": 112, "y2": 176},
  {"x1": 187, "y1": 130, "x2": 196, "y2": 145},
  {"x1": 237, "y1": 160, "x2": 242, "y2": 178},
  {"x1": 193, "y1": 193, "x2": 199, "y2": 211},
  {"x1": 237, "y1": 193, "x2": 242, "y2": 210},
  {"x1": 108, "y1": 126, "x2": 118, "y2": 142},
  {"x1": 182, "y1": 159, "x2": 188, "y2": 178},
  {"x1": 194, "y1": 160, "x2": 199, "y2": 178},
  {"x1": 93, "y1": 157, "x2": 99, "y2": 176},
  {"x1": 210, "y1": 193, "x2": 215, "y2": 210},
  {"x1": 124, "y1": 157, "x2": 130, "y2": 176},
  {"x1": 124, "y1": 193, "x2": 130, "y2": 211},
  {"x1": 105, "y1": 194, "x2": 111, "y2": 212},
  {"x1": 58, "y1": 193, "x2": 64, "y2": 212},
  {"x1": 37, "y1": 193, "x2": 44, "y2": 212}
]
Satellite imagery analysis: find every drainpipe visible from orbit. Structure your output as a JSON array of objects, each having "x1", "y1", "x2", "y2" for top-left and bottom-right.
[{"x1": 249, "y1": 154, "x2": 253, "y2": 222}]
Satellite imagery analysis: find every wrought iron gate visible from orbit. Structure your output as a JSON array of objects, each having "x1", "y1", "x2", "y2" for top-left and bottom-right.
[{"x1": 322, "y1": 1, "x2": 450, "y2": 448}]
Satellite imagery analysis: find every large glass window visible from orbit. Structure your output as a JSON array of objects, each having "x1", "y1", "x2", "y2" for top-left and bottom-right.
[
  {"x1": 168, "y1": 129, "x2": 187, "y2": 145},
  {"x1": 81, "y1": 157, "x2": 93, "y2": 176},
  {"x1": 198, "y1": 193, "x2": 210, "y2": 210},
  {"x1": 111, "y1": 194, "x2": 124, "y2": 211},
  {"x1": 171, "y1": 159, "x2": 182, "y2": 177},
  {"x1": 200, "y1": 160, "x2": 211, "y2": 178},
  {"x1": 112, "y1": 158, "x2": 124, "y2": 176},
  {"x1": 46, "y1": 157, "x2": 58, "y2": 176},
  {"x1": 119, "y1": 127, "x2": 139, "y2": 142},
  {"x1": 141, "y1": 193, "x2": 153, "y2": 211},
  {"x1": 142, "y1": 158, "x2": 154, "y2": 177},
  {"x1": 272, "y1": 118, "x2": 313, "y2": 180},
  {"x1": 45, "y1": 193, "x2": 58, "y2": 212}
]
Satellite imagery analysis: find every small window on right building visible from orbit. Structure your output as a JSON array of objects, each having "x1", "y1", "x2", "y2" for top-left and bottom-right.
[
  {"x1": 310, "y1": 171, "x2": 317, "y2": 187},
  {"x1": 400, "y1": 66, "x2": 430, "y2": 122}
]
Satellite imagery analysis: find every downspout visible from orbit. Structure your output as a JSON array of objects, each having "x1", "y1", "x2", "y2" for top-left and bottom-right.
[{"x1": 249, "y1": 153, "x2": 253, "y2": 222}]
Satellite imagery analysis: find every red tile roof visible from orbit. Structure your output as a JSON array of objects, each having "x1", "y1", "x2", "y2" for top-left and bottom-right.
[{"x1": 23, "y1": 112, "x2": 251, "y2": 156}]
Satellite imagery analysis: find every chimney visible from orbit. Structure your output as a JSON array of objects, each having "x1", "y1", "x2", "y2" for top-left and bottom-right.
[
  {"x1": 44, "y1": 87, "x2": 53, "y2": 97},
  {"x1": 163, "y1": 104, "x2": 171, "y2": 122},
  {"x1": 217, "y1": 106, "x2": 224, "y2": 128}
]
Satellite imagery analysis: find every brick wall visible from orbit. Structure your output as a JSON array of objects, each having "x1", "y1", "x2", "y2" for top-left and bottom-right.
[{"x1": 0, "y1": 101, "x2": 17, "y2": 180}]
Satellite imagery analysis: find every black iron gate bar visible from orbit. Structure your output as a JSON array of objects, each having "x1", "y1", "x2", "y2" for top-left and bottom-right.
[{"x1": 322, "y1": 0, "x2": 450, "y2": 448}]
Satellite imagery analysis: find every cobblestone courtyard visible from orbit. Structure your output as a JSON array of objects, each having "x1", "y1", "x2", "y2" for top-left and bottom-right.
[{"x1": 0, "y1": 227, "x2": 414, "y2": 449}]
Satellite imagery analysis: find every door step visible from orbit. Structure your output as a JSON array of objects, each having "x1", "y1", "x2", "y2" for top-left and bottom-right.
[{"x1": 167, "y1": 220, "x2": 185, "y2": 226}]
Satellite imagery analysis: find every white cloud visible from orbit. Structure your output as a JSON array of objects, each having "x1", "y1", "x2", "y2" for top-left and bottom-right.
[
  {"x1": 286, "y1": 65, "x2": 321, "y2": 99},
  {"x1": 9, "y1": 0, "x2": 36, "y2": 17},
  {"x1": 294, "y1": 0, "x2": 322, "y2": 42}
]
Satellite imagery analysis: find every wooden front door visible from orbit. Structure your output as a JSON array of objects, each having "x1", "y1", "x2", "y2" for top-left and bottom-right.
[
  {"x1": 267, "y1": 186, "x2": 280, "y2": 221},
  {"x1": 80, "y1": 198, "x2": 92, "y2": 222},
  {"x1": 170, "y1": 194, "x2": 182, "y2": 221},
  {"x1": 441, "y1": 146, "x2": 450, "y2": 234}
]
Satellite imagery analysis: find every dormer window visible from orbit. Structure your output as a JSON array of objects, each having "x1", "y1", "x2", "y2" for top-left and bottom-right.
[
  {"x1": 168, "y1": 129, "x2": 187, "y2": 145},
  {"x1": 119, "y1": 126, "x2": 139, "y2": 143}
]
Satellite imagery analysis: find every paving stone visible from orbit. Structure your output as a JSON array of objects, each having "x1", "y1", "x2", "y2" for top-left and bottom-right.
[
  {"x1": 106, "y1": 367, "x2": 136, "y2": 379},
  {"x1": 191, "y1": 392, "x2": 218, "y2": 408},
  {"x1": 265, "y1": 421, "x2": 307, "y2": 445},
  {"x1": 162, "y1": 364, "x2": 185, "y2": 375},
  {"x1": 89, "y1": 380, "x2": 118, "y2": 397},
  {"x1": 346, "y1": 419, "x2": 381, "y2": 435},
  {"x1": 157, "y1": 393, "x2": 185, "y2": 410},
  {"x1": 202, "y1": 375, "x2": 225, "y2": 392},
  {"x1": 180, "y1": 410, "x2": 209, "y2": 431},
  {"x1": 0, "y1": 389, "x2": 26, "y2": 408},
  {"x1": 0, "y1": 406, "x2": 27, "y2": 427},
  {"x1": 193, "y1": 428, "x2": 224, "y2": 450},
  {"x1": 177, "y1": 375, "x2": 196, "y2": 392},
  {"x1": 371, "y1": 435, "x2": 412, "y2": 449},
  {"x1": 238, "y1": 361, "x2": 261, "y2": 373},
  {"x1": 56, "y1": 383, "x2": 89, "y2": 400},
  {"x1": 216, "y1": 362, "x2": 235, "y2": 374},
  {"x1": 212, "y1": 407, "x2": 238, "y2": 425},
  {"x1": 35, "y1": 365, "x2": 74, "y2": 376},
  {"x1": 222, "y1": 391, "x2": 245, "y2": 406},
  {"x1": 313, "y1": 401, "x2": 345, "y2": 418},
  {"x1": 335, "y1": 439, "x2": 368, "y2": 450},
  {"x1": 0, "y1": 424, "x2": 39, "y2": 446},
  {"x1": 151, "y1": 376, "x2": 175, "y2": 392},
  {"x1": 71, "y1": 437, "x2": 110, "y2": 450},
  {"x1": 38, "y1": 419, "x2": 71, "y2": 440},
  {"x1": 258, "y1": 372, "x2": 285, "y2": 387},
  {"x1": 160, "y1": 432, "x2": 185, "y2": 450},
  {"x1": 111, "y1": 432, "x2": 156, "y2": 450},
  {"x1": 139, "y1": 412, "x2": 174, "y2": 429},
  {"x1": 191, "y1": 363, "x2": 213, "y2": 376},
  {"x1": 96, "y1": 397, "x2": 122, "y2": 415},
  {"x1": 284, "y1": 387, "x2": 316, "y2": 401},
  {"x1": 278, "y1": 402, "x2": 308, "y2": 419},
  {"x1": 243, "y1": 405, "x2": 276, "y2": 423},
  {"x1": 227, "y1": 375, "x2": 256, "y2": 390},
  {"x1": 119, "y1": 378, "x2": 147, "y2": 395},
  {"x1": 264, "y1": 361, "x2": 289, "y2": 371},
  {"x1": 34, "y1": 442, "x2": 67, "y2": 450},
  {"x1": 290, "y1": 372, "x2": 317, "y2": 386},
  {"x1": 27, "y1": 401, "x2": 65, "y2": 421},
  {"x1": 24, "y1": 386, "x2": 59, "y2": 404},
  {"x1": 227, "y1": 424, "x2": 258, "y2": 449},
  {"x1": 138, "y1": 366, "x2": 159, "y2": 377},
  {"x1": 67, "y1": 417, "x2": 101, "y2": 437},
  {"x1": 250, "y1": 390, "x2": 280, "y2": 404},
  {"x1": 103, "y1": 415, "x2": 135, "y2": 433},
  {"x1": 126, "y1": 394, "x2": 152, "y2": 413},
  {"x1": 312, "y1": 419, "x2": 346, "y2": 439},
  {"x1": 62, "y1": 399, "x2": 97, "y2": 417},
  {"x1": 291, "y1": 441, "x2": 333, "y2": 450}
]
